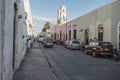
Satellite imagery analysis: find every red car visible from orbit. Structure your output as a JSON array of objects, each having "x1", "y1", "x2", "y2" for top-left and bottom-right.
[{"x1": 84, "y1": 41, "x2": 113, "y2": 57}]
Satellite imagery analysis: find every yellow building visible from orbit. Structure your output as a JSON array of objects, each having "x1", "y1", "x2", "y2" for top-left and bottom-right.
[{"x1": 72, "y1": 0, "x2": 120, "y2": 48}]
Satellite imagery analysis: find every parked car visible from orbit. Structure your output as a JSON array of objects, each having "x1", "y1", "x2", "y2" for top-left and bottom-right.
[
  {"x1": 57, "y1": 40, "x2": 64, "y2": 46},
  {"x1": 53, "y1": 40, "x2": 60, "y2": 44},
  {"x1": 68, "y1": 40, "x2": 81, "y2": 50},
  {"x1": 64, "y1": 41, "x2": 69, "y2": 48},
  {"x1": 43, "y1": 39, "x2": 53, "y2": 48},
  {"x1": 84, "y1": 41, "x2": 113, "y2": 57}
]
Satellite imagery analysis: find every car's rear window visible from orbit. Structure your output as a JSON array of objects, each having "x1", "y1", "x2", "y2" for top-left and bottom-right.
[
  {"x1": 72, "y1": 41, "x2": 80, "y2": 44},
  {"x1": 99, "y1": 42, "x2": 112, "y2": 46}
]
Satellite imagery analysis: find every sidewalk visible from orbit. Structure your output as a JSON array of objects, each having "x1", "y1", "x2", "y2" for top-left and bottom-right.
[{"x1": 13, "y1": 42, "x2": 58, "y2": 80}]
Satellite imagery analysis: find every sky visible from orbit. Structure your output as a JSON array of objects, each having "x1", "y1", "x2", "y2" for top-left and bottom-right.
[{"x1": 29, "y1": 0, "x2": 112, "y2": 36}]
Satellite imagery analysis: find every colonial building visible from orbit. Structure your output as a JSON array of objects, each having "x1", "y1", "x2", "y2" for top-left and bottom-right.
[
  {"x1": 72, "y1": 0, "x2": 120, "y2": 48},
  {"x1": 23, "y1": 0, "x2": 34, "y2": 37},
  {"x1": 50, "y1": 5, "x2": 67, "y2": 40},
  {"x1": 57, "y1": 4, "x2": 67, "y2": 25},
  {"x1": 52, "y1": 0, "x2": 120, "y2": 48},
  {"x1": 0, "y1": 0, "x2": 33, "y2": 80}
]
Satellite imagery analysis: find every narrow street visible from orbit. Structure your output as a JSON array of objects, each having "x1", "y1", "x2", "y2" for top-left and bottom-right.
[
  {"x1": 42, "y1": 44, "x2": 120, "y2": 80},
  {"x1": 1, "y1": 1, "x2": 120, "y2": 80},
  {"x1": 13, "y1": 42, "x2": 120, "y2": 80}
]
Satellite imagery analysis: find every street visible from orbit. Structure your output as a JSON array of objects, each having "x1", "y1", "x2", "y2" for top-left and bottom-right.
[{"x1": 41, "y1": 44, "x2": 120, "y2": 80}]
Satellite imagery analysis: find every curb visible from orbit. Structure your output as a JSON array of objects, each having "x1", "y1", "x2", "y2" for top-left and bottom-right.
[{"x1": 42, "y1": 48, "x2": 71, "y2": 80}]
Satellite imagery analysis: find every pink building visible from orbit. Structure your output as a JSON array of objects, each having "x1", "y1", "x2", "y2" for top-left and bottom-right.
[{"x1": 57, "y1": 21, "x2": 73, "y2": 41}]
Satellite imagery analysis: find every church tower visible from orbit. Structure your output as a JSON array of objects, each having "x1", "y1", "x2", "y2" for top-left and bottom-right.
[{"x1": 57, "y1": 4, "x2": 66, "y2": 25}]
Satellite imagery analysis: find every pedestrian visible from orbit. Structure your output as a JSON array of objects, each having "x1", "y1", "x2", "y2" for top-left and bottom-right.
[
  {"x1": 34, "y1": 38, "x2": 35, "y2": 43},
  {"x1": 26, "y1": 38, "x2": 30, "y2": 52}
]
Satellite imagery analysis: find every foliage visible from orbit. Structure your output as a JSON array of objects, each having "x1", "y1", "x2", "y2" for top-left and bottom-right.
[{"x1": 42, "y1": 21, "x2": 52, "y2": 32}]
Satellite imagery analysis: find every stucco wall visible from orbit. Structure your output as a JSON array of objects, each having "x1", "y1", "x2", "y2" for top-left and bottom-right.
[
  {"x1": 0, "y1": 0, "x2": 28, "y2": 80},
  {"x1": 14, "y1": 0, "x2": 27, "y2": 70},
  {"x1": 74, "y1": 10, "x2": 96, "y2": 42},
  {"x1": 111, "y1": 0, "x2": 120, "y2": 47},
  {"x1": 2, "y1": 0, "x2": 14, "y2": 80},
  {"x1": 96, "y1": 3, "x2": 112, "y2": 42},
  {"x1": 0, "y1": 0, "x2": 2, "y2": 79},
  {"x1": 72, "y1": 3, "x2": 112, "y2": 44}
]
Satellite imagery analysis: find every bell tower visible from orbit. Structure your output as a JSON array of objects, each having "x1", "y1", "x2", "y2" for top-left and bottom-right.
[{"x1": 57, "y1": 4, "x2": 66, "y2": 25}]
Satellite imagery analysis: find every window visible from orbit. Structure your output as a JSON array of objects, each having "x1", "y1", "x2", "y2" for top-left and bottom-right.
[
  {"x1": 63, "y1": 9, "x2": 64, "y2": 13},
  {"x1": 63, "y1": 15, "x2": 65, "y2": 21},
  {"x1": 73, "y1": 30, "x2": 77, "y2": 39},
  {"x1": 85, "y1": 29, "x2": 89, "y2": 45},
  {"x1": 69, "y1": 30, "x2": 71, "y2": 40},
  {"x1": 98, "y1": 27, "x2": 103, "y2": 41}
]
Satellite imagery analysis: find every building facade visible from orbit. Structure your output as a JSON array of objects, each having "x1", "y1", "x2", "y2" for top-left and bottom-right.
[
  {"x1": 52, "y1": 0, "x2": 120, "y2": 48},
  {"x1": 0, "y1": 0, "x2": 33, "y2": 80},
  {"x1": 57, "y1": 4, "x2": 67, "y2": 25},
  {"x1": 23, "y1": 0, "x2": 33, "y2": 37}
]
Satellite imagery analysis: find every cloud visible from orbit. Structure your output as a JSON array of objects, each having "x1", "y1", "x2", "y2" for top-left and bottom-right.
[
  {"x1": 32, "y1": 15, "x2": 56, "y2": 25},
  {"x1": 32, "y1": 15, "x2": 57, "y2": 35}
]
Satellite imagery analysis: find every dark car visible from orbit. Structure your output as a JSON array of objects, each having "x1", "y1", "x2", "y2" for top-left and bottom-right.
[
  {"x1": 84, "y1": 41, "x2": 113, "y2": 57},
  {"x1": 43, "y1": 39, "x2": 53, "y2": 48}
]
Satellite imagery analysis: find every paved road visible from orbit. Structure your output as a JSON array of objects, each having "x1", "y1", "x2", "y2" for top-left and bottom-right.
[
  {"x1": 42, "y1": 45, "x2": 120, "y2": 80},
  {"x1": 13, "y1": 43, "x2": 58, "y2": 80}
]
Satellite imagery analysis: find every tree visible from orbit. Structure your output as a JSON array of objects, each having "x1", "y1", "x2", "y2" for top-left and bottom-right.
[
  {"x1": 42, "y1": 28, "x2": 46, "y2": 32},
  {"x1": 42, "y1": 21, "x2": 52, "y2": 32}
]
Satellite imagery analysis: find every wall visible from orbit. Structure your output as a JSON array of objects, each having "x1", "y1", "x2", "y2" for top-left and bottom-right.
[
  {"x1": 96, "y1": 3, "x2": 112, "y2": 42},
  {"x1": 14, "y1": 0, "x2": 27, "y2": 70},
  {"x1": 1, "y1": 0, "x2": 14, "y2": 80},
  {"x1": 111, "y1": 0, "x2": 120, "y2": 47},
  {"x1": 23, "y1": 0, "x2": 33, "y2": 37},
  {"x1": 0, "y1": 0, "x2": 2, "y2": 79},
  {"x1": 69, "y1": 2, "x2": 112, "y2": 44},
  {"x1": 52, "y1": 1, "x2": 119, "y2": 47},
  {"x1": 0, "y1": 0, "x2": 28, "y2": 80}
]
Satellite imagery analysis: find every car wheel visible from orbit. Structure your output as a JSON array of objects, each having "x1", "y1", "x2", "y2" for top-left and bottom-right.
[{"x1": 93, "y1": 51, "x2": 97, "y2": 57}]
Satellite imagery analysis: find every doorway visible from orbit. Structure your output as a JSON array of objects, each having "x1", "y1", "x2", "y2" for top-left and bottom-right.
[
  {"x1": 73, "y1": 30, "x2": 76, "y2": 39},
  {"x1": 69, "y1": 30, "x2": 71, "y2": 40},
  {"x1": 85, "y1": 29, "x2": 89, "y2": 45}
]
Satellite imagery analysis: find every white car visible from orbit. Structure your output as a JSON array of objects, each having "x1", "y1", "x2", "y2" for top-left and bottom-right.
[{"x1": 68, "y1": 40, "x2": 81, "y2": 50}]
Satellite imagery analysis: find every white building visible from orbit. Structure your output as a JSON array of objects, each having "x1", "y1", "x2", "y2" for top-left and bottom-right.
[
  {"x1": 0, "y1": 0, "x2": 32, "y2": 80},
  {"x1": 23, "y1": 0, "x2": 34, "y2": 37},
  {"x1": 57, "y1": 4, "x2": 67, "y2": 25}
]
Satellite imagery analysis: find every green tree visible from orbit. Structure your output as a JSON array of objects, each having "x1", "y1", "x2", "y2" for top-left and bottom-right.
[
  {"x1": 42, "y1": 21, "x2": 52, "y2": 32},
  {"x1": 42, "y1": 28, "x2": 46, "y2": 32}
]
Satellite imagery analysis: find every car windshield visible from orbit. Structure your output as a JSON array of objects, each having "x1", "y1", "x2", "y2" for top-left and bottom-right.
[
  {"x1": 99, "y1": 42, "x2": 112, "y2": 47},
  {"x1": 72, "y1": 41, "x2": 80, "y2": 44}
]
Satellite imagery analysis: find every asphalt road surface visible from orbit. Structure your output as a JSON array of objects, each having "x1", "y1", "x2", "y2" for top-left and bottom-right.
[{"x1": 41, "y1": 45, "x2": 120, "y2": 80}]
